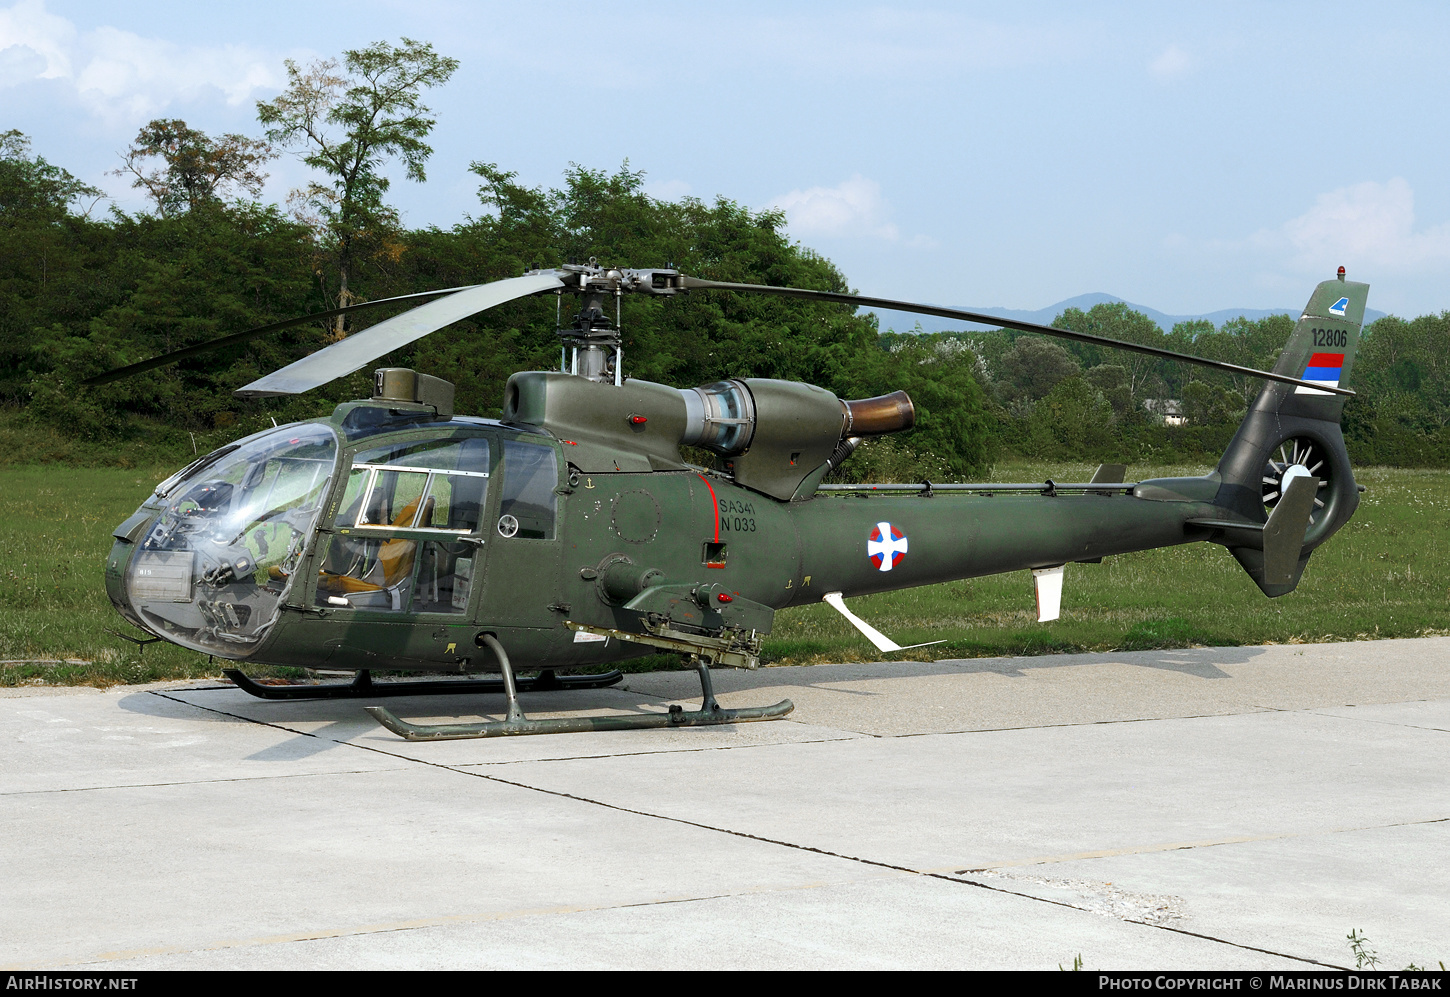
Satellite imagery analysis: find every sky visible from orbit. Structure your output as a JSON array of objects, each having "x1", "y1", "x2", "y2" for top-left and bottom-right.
[{"x1": 4, "y1": 0, "x2": 1450, "y2": 319}]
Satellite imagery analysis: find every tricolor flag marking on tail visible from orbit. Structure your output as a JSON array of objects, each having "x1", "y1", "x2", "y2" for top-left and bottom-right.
[
  {"x1": 1296, "y1": 352, "x2": 1345, "y2": 395},
  {"x1": 867, "y1": 522, "x2": 908, "y2": 572}
]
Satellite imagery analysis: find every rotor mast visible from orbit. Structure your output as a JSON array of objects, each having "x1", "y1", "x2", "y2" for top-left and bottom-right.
[
  {"x1": 546, "y1": 259, "x2": 686, "y2": 385},
  {"x1": 557, "y1": 260, "x2": 625, "y2": 384}
]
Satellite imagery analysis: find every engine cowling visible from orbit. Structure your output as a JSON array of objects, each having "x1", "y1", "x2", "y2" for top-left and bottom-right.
[{"x1": 501, "y1": 370, "x2": 915, "y2": 500}]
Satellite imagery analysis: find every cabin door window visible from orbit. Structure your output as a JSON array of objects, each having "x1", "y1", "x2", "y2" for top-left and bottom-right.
[{"x1": 317, "y1": 436, "x2": 491, "y2": 614}]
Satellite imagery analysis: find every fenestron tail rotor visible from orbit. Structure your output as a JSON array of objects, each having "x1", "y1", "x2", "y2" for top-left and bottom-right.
[{"x1": 1262, "y1": 437, "x2": 1330, "y2": 525}]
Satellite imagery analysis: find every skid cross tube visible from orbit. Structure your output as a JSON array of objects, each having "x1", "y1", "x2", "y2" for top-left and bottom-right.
[{"x1": 365, "y1": 630, "x2": 794, "y2": 741}]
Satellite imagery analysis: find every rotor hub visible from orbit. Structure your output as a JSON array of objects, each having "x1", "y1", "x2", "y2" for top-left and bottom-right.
[{"x1": 527, "y1": 258, "x2": 685, "y2": 385}]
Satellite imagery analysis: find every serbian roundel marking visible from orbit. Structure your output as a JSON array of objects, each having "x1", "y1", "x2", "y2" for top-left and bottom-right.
[{"x1": 867, "y1": 521, "x2": 908, "y2": 572}]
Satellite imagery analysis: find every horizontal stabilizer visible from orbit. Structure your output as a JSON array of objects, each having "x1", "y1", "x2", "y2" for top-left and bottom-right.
[{"x1": 822, "y1": 592, "x2": 945, "y2": 653}]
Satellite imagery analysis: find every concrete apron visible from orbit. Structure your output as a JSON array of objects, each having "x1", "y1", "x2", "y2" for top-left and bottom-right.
[{"x1": 2, "y1": 637, "x2": 1447, "y2": 970}]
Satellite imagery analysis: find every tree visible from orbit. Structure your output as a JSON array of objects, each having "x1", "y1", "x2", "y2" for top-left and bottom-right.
[
  {"x1": 1181, "y1": 379, "x2": 1243, "y2": 425},
  {"x1": 22, "y1": 201, "x2": 319, "y2": 437},
  {"x1": 111, "y1": 119, "x2": 275, "y2": 217},
  {"x1": 1053, "y1": 302, "x2": 1169, "y2": 409},
  {"x1": 877, "y1": 336, "x2": 996, "y2": 475},
  {"x1": 994, "y1": 336, "x2": 1080, "y2": 411},
  {"x1": 1084, "y1": 363, "x2": 1131, "y2": 417},
  {"x1": 1355, "y1": 314, "x2": 1450, "y2": 429},
  {"x1": 0, "y1": 132, "x2": 105, "y2": 404},
  {"x1": 256, "y1": 38, "x2": 459, "y2": 337},
  {"x1": 1023, "y1": 376, "x2": 1115, "y2": 459},
  {"x1": 1177, "y1": 315, "x2": 1288, "y2": 404},
  {"x1": 0, "y1": 130, "x2": 102, "y2": 224}
]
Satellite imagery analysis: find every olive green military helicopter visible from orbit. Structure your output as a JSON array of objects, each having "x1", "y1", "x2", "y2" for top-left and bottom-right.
[{"x1": 91, "y1": 261, "x2": 1367, "y2": 740}]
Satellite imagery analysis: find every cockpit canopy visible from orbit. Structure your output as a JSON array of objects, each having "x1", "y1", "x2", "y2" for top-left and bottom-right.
[
  {"x1": 114, "y1": 415, "x2": 563, "y2": 659},
  {"x1": 124, "y1": 424, "x2": 339, "y2": 656}
]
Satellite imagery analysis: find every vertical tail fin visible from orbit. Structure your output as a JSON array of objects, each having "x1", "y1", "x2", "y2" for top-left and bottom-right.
[{"x1": 1213, "y1": 274, "x2": 1368, "y2": 595}]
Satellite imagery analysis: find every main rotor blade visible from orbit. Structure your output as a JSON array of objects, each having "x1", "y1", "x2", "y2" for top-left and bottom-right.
[
  {"x1": 680, "y1": 277, "x2": 1355, "y2": 398},
  {"x1": 234, "y1": 272, "x2": 567, "y2": 398},
  {"x1": 81, "y1": 287, "x2": 479, "y2": 387}
]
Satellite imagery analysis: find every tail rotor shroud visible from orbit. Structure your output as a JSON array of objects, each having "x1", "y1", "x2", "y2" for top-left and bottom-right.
[{"x1": 1261, "y1": 437, "x2": 1331, "y2": 526}]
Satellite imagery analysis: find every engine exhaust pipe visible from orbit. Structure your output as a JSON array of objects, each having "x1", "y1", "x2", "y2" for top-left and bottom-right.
[{"x1": 843, "y1": 391, "x2": 915, "y2": 436}]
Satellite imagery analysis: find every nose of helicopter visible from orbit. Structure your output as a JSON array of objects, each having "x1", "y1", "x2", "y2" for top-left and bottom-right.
[{"x1": 103, "y1": 422, "x2": 340, "y2": 659}]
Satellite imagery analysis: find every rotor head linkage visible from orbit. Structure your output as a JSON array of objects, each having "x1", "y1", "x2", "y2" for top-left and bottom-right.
[{"x1": 533, "y1": 259, "x2": 684, "y2": 385}]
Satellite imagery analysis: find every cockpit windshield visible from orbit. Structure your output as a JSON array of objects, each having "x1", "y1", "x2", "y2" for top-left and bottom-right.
[{"x1": 125, "y1": 424, "x2": 338, "y2": 657}]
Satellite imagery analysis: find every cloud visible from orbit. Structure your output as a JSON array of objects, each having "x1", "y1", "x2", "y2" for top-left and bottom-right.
[
  {"x1": 1250, "y1": 178, "x2": 1450, "y2": 275},
  {"x1": 1148, "y1": 44, "x2": 1194, "y2": 80},
  {"x1": 0, "y1": 0, "x2": 283, "y2": 123},
  {"x1": 770, "y1": 174, "x2": 906, "y2": 241},
  {"x1": 772, "y1": 175, "x2": 896, "y2": 239},
  {"x1": 0, "y1": 0, "x2": 71, "y2": 80}
]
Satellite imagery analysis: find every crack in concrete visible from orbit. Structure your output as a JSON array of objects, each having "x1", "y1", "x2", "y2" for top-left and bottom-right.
[
  {"x1": 882, "y1": 709, "x2": 1270, "y2": 740},
  {"x1": 944, "y1": 814, "x2": 1449, "y2": 871},
  {"x1": 0, "y1": 766, "x2": 404, "y2": 797},
  {"x1": 62, "y1": 879, "x2": 866, "y2": 969},
  {"x1": 144, "y1": 690, "x2": 1350, "y2": 968},
  {"x1": 451, "y1": 733, "x2": 866, "y2": 767},
  {"x1": 1305, "y1": 712, "x2": 1450, "y2": 735}
]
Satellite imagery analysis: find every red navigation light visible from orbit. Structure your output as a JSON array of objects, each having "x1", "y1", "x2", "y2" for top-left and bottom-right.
[
  {"x1": 629, "y1": 415, "x2": 648, "y2": 425},
  {"x1": 716, "y1": 593, "x2": 733, "y2": 603}
]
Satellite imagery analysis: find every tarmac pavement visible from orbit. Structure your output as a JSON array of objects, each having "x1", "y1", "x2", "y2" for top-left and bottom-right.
[{"x1": 2, "y1": 637, "x2": 1448, "y2": 970}]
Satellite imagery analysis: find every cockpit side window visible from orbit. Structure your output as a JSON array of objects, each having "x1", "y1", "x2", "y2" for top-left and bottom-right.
[
  {"x1": 360, "y1": 470, "x2": 430, "y2": 527},
  {"x1": 497, "y1": 439, "x2": 558, "y2": 540},
  {"x1": 317, "y1": 432, "x2": 492, "y2": 614},
  {"x1": 352, "y1": 435, "x2": 490, "y2": 473}
]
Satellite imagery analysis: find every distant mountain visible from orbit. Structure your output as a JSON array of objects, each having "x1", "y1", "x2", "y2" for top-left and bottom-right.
[{"x1": 867, "y1": 292, "x2": 1389, "y2": 335}]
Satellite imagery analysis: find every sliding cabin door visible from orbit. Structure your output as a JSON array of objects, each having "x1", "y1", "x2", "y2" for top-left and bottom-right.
[
  {"x1": 474, "y1": 435, "x2": 564, "y2": 632},
  {"x1": 308, "y1": 432, "x2": 492, "y2": 668}
]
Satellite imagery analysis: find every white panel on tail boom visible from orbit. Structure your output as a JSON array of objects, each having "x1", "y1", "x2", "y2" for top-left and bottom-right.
[
  {"x1": 1033, "y1": 565, "x2": 1065, "y2": 622},
  {"x1": 822, "y1": 592, "x2": 945, "y2": 653}
]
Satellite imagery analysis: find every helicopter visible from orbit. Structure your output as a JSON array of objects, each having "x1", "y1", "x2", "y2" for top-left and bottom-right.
[{"x1": 92, "y1": 261, "x2": 1367, "y2": 740}]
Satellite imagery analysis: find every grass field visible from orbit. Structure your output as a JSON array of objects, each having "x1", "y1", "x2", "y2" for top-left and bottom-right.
[{"x1": 2, "y1": 459, "x2": 1446, "y2": 687}]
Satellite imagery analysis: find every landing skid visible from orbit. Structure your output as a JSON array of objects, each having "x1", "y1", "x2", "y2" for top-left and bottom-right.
[
  {"x1": 365, "y1": 633, "x2": 794, "y2": 741},
  {"x1": 222, "y1": 667, "x2": 624, "y2": 701},
  {"x1": 365, "y1": 700, "x2": 795, "y2": 740}
]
